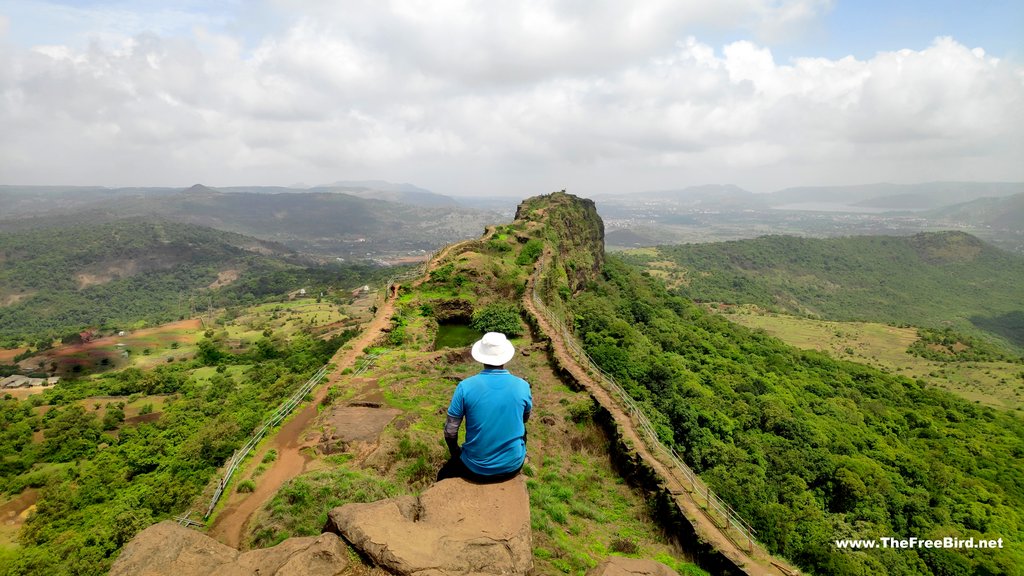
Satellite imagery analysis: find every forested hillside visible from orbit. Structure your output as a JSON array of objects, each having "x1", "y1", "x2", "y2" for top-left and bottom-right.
[
  {"x1": 624, "y1": 232, "x2": 1024, "y2": 349},
  {"x1": 0, "y1": 220, "x2": 386, "y2": 345},
  {"x1": 558, "y1": 256, "x2": 1024, "y2": 575}
]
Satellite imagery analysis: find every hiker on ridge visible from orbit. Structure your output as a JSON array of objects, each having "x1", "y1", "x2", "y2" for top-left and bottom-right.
[{"x1": 437, "y1": 332, "x2": 532, "y2": 483}]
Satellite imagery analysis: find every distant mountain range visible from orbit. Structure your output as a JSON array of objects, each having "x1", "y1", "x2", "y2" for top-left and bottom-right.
[
  {"x1": 597, "y1": 182, "x2": 1024, "y2": 212},
  {"x1": 594, "y1": 182, "x2": 1024, "y2": 253},
  {"x1": 0, "y1": 182, "x2": 498, "y2": 256},
  {"x1": 927, "y1": 192, "x2": 1024, "y2": 229}
]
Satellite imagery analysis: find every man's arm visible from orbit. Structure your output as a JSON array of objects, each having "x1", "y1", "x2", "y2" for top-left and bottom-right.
[
  {"x1": 523, "y1": 381, "x2": 532, "y2": 444},
  {"x1": 444, "y1": 414, "x2": 462, "y2": 458},
  {"x1": 522, "y1": 406, "x2": 531, "y2": 444}
]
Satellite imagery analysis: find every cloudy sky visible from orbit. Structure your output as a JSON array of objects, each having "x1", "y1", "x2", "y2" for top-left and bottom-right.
[{"x1": 1, "y1": 0, "x2": 1021, "y2": 195}]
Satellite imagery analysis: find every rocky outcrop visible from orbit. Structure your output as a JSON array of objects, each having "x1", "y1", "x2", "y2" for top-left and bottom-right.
[
  {"x1": 109, "y1": 521, "x2": 349, "y2": 576},
  {"x1": 514, "y1": 191, "x2": 604, "y2": 295},
  {"x1": 433, "y1": 298, "x2": 474, "y2": 323},
  {"x1": 326, "y1": 476, "x2": 532, "y2": 576},
  {"x1": 586, "y1": 557, "x2": 680, "y2": 576}
]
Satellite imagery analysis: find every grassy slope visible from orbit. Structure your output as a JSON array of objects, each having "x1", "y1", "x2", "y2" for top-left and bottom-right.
[
  {"x1": 717, "y1": 306, "x2": 1024, "y2": 413},
  {"x1": 626, "y1": 232, "x2": 1024, "y2": 350}
]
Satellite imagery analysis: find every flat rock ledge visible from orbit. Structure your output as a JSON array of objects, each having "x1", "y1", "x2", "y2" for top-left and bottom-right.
[
  {"x1": 586, "y1": 557, "x2": 680, "y2": 576},
  {"x1": 326, "y1": 475, "x2": 533, "y2": 576},
  {"x1": 109, "y1": 521, "x2": 349, "y2": 576}
]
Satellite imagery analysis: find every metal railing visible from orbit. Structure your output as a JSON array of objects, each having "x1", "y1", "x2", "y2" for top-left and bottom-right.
[
  {"x1": 529, "y1": 262, "x2": 760, "y2": 554},
  {"x1": 191, "y1": 261, "x2": 423, "y2": 525},
  {"x1": 202, "y1": 352, "x2": 383, "y2": 519},
  {"x1": 203, "y1": 363, "x2": 329, "y2": 519}
]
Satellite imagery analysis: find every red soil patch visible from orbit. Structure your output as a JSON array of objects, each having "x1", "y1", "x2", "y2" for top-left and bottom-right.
[
  {"x1": 124, "y1": 412, "x2": 161, "y2": 426},
  {"x1": 0, "y1": 348, "x2": 27, "y2": 363},
  {"x1": 1, "y1": 488, "x2": 39, "y2": 530},
  {"x1": 20, "y1": 318, "x2": 203, "y2": 375},
  {"x1": 2, "y1": 386, "x2": 49, "y2": 400}
]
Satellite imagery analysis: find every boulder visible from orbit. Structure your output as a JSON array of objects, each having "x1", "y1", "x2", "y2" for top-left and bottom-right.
[
  {"x1": 110, "y1": 521, "x2": 349, "y2": 576},
  {"x1": 586, "y1": 557, "x2": 680, "y2": 576},
  {"x1": 327, "y1": 476, "x2": 532, "y2": 576}
]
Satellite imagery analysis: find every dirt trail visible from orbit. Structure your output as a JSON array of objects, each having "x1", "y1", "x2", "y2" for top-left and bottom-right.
[
  {"x1": 209, "y1": 241, "x2": 475, "y2": 549},
  {"x1": 208, "y1": 293, "x2": 398, "y2": 548},
  {"x1": 521, "y1": 257, "x2": 794, "y2": 576}
]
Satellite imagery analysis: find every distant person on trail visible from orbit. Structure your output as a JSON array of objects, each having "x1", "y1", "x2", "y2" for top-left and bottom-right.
[{"x1": 437, "y1": 332, "x2": 532, "y2": 483}]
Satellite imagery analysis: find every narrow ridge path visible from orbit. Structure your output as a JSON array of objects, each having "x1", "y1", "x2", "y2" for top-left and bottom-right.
[{"x1": 521, "y1": 255, "x2": 795, "y2": 576}]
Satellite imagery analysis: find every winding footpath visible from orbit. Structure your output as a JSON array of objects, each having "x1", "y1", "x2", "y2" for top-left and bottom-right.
[
  {"x1": 521, "y1": 255, "x2": 796, "y2": 576},
  {"x1": 208, "y1": 238, "x2": 479, "y2": 549},
  {"x1": 208, "y1": 292, "x2": 400, "y2": 548}
]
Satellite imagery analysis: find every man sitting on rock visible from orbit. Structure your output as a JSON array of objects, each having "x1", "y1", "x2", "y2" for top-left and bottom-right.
[{"x1": 438, "y1": 332, "x2": 532, "y2": 483}]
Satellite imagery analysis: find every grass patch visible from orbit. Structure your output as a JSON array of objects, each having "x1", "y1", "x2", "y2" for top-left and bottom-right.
[
  {"x1": 248, "y1": 468, "x2": 405, "y2": 548},
  {"x1": 720, "y1": 308, "x2": 1024, "y2": 412}
]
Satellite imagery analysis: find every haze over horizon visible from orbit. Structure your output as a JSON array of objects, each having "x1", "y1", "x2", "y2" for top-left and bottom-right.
[{"x1": 1, "y1": 1, "x2": 1022, "y2": 196}]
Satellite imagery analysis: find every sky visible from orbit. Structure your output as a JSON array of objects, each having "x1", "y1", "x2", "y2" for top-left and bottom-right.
[{"x1": 0, "y1": 0, "x2": 1021, "y2": 196}]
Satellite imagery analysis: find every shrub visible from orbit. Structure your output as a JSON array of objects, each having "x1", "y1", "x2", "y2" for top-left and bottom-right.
[
  {"x1": 516, "y1": 239, "x2": 544, "y2": 266},
  {"x1": 470, "y1": 303, "x2": 524, "y2": 337},
  {"x1": 237, "y1": 479, "x2": 256, "y2": 493}
]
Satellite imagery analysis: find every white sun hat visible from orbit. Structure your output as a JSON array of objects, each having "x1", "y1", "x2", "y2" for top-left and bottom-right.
[{"x1": 471, "y1": 332, "x2": 516, "y2": 366}]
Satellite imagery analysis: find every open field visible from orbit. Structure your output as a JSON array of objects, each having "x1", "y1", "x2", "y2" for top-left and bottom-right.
[
  {"x1": 17, "y1": 319, "x2": 202, "y2": 376},
  {"x1": 1, "y1": 386, "x2": 50, "y2": 400},
  {"x1": 717, "y1": 306, "x2": 1024, "y2": 413},
  {"x1": 0, "y1": 348, "x2": 27, "y2": 364},
  {"x1": 222, "y1": 298, "x2": 351, "y2": 345},
  {"x1": 11, "y1": 296, "x2": 362, "y2": 378}
]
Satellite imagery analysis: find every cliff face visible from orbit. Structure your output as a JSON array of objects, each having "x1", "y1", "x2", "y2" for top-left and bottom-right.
[{"x1": 514, "y1": 191, "x2": 605, "y2": 295}]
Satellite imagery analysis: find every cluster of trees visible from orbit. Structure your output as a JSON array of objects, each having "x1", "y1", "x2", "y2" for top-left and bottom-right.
[
  {"x1": 0, "y1": 329, "x2": 353, "y2": 575},
  {"x1": 470, "y1": 302, "x2": 524, "y2": 337},
  {"x1": 907, "y1": 327, "x2": 1022, "y2": 363},
  {"x1": 565, "y1": 257, "x2": 1024, "y2": 575}
]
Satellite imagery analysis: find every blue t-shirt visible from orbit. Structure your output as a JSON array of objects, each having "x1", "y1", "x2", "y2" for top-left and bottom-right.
[{"x1": 447, "y1": 368, "x2": 532, "y2": 475}]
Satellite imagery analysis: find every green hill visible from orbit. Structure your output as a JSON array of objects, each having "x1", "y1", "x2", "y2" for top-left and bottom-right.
[
  {"x1": 624, "y1": 232, "x2": 1024, "y2": 349},
  {"x1": 0, "y1": 219, "x2": 386, "y2": 345},
  {"x1": 527, "y1": 196, "x2": 1024, "y2": 574}
]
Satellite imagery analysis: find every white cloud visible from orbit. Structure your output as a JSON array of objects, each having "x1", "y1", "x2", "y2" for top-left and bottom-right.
[{"x1": 0, "y1": 2, "x2": 1021, "y2": 193}]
